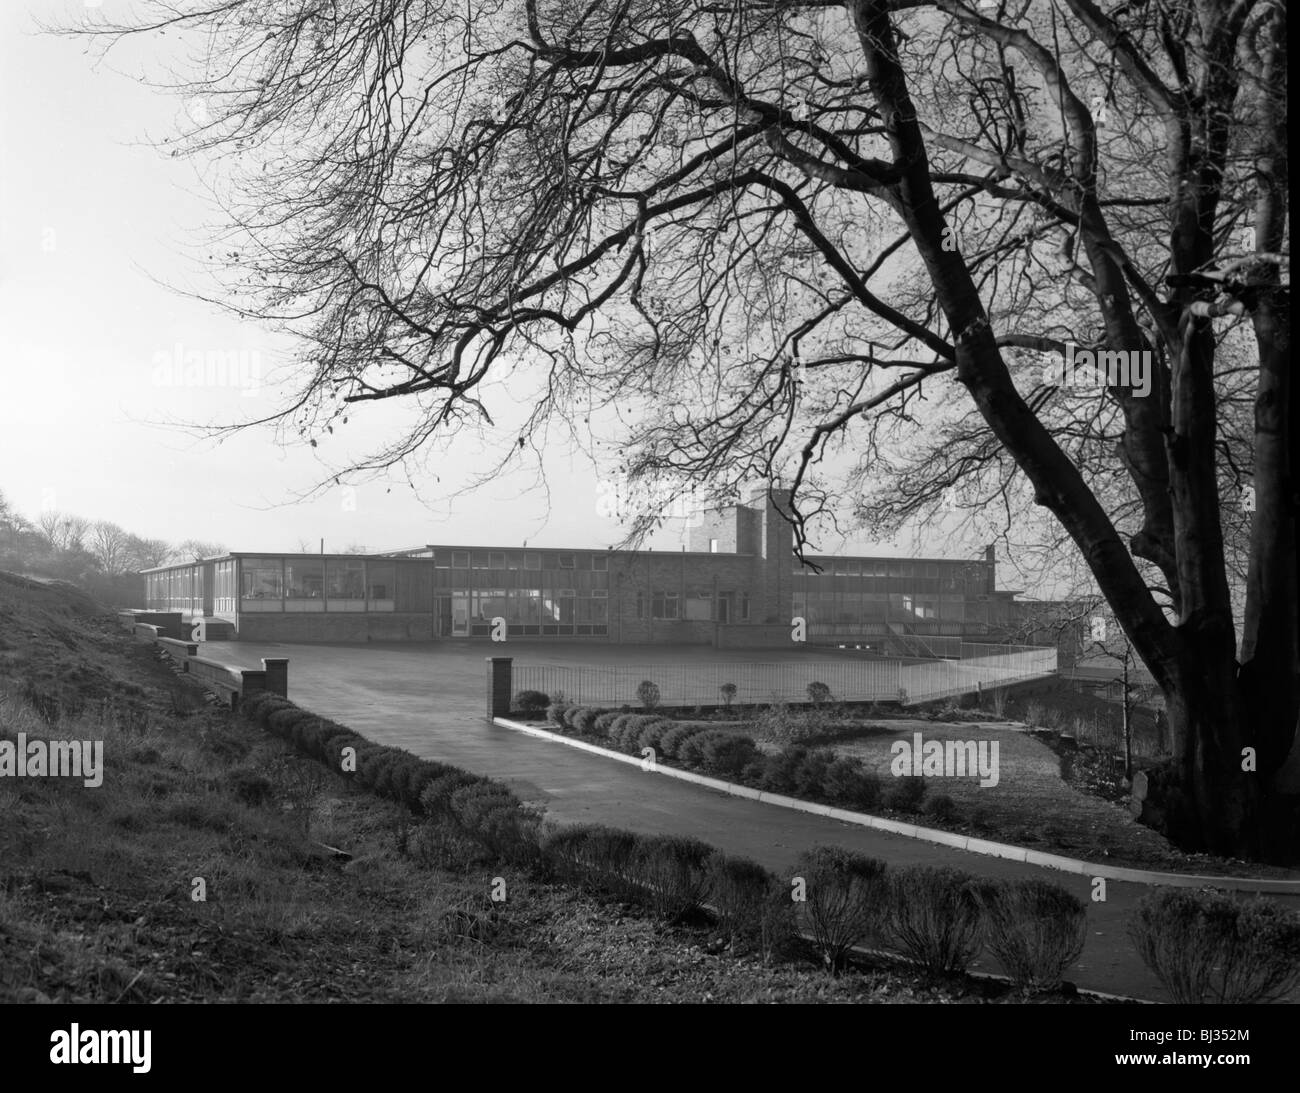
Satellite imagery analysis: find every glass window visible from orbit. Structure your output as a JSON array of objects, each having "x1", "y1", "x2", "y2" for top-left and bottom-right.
[
  {"x1": 326, "y1": 559, "x2": 365, "y2": 605},
  {"x1": 591, "y1": 554, "x2": 607, "y2": 572},
  {"x1": 451, "y1": 550, "x2": 470, "y2": 568},
  {"x1": 651, "y1": 590, "x2": 679, "y2": 619},
  {"x1": 471, "y1": 551, "x2": 489, "y2": 569},
  {"x1": 558, "y1": 553, "x2": 575, "y2": 569},
  {"x1": 524, "y1": 553, "x2": 540, "y2": 570},
  {"x1": 285, "y1": 559, "x2": 324, "y2": 599},
  {"x1": 367, "y1": 561, "x2": 396, "y2": 610},
  {"x1": 489, "y1": 552, "x2": 506, "y2": 569},
  {"x1": 241, "y1": 557, "x2": 283, "y2": 600}
]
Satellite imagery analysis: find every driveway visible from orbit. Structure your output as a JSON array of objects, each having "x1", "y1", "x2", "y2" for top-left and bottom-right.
[{"x1": 202, "y1": 639, "x2": 1299, "y2": 1002}]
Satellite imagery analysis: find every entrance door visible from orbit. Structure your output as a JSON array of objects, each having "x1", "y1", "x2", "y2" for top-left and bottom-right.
[
  {"x1": 717, "y1": 593, "x2": 731, "y2": 624},
  {"x1": 451, "y1": 595, "x2": 470, "y2": 636}
]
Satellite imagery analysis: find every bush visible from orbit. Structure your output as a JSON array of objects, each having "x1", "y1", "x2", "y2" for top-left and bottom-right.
[
  {"x1": 708, "y1": 854, "x2": 773, "y2": 952},
  {"x1": 677, "y1": 729, "x2": 733, "y2": 770},
  {"x1": 633, "y1": 719, "x2": 675, "y2": 755},
  {"x1": 541, "y1": 825, "x2": 603, "y2": 884},
  {"x1": 629, "y1": 834, "x2": 712, "y2": 922},
  {"x1": 695, "y1": 733, "x2": 761, "y2": 780},
  {"x1": 615, "y1": 715, "x2": 663, "y2": 753},
  {"x1": 881, "y1": 866, "x2": 983, "y2": 975},
  {"x1": 420, "y1": 770, "x2": 487, "y2": 820},
  {"x1": 719, "y1": 683, "x2": 737, "y2": 710},
  {"x1": 512, "y1": 689, "x2": 550, "y2": 715},
  {"x1": 882, "y1": 775, "x2": 928, "y2": 813},
  {"x1": 822, "y1": 758, "x2": 882, "y2": 811},
  {"x1": 970, "y1": 879, "x2": 1086, "y2": 991},
  {"x1": 636, "y1": 680, "x2": 661, "y2": 710},
  {"x1": 755, "y1": 747, "x2": 805, "y2": 794},
  {"x1": 546, "y1": 701, "x2": 572, "y2": 727},
  {"x1": 563, "y1": 705, "x2": 588, "y2": 731},
  {"x1": 1128, "y1": 889, "x2": 1300, "y2": 1004},
  {"x1": 592, "y1": 712, "x2": 621, "y2": 738},
  {"x1": 793, "y1": 748, "x2": 837, "y2": 797},
  {"x1": 922, "y1": 793, "x2": 958, "y2": 824},
  {"x1": 659, "y1": 723, "x2": 707, "y2": 760},
  {"x1": 796, "y1": 846, "x2": 889, "y2": 974},
  {"x1": 806, "y1": 681, "x2": 833, "y2": 707},
  {"x1": 577, "y1": 827, "x2": 642, "y2": 899},
  {"x1": 449, "y1": 784, "x2": 540, "y2": 864},
  {"x1": 223, "y1": 767, "x2": 275, "y2": 807},
  {"x1": 574, "y1": 707, "x2": 606, "y2": 735}
]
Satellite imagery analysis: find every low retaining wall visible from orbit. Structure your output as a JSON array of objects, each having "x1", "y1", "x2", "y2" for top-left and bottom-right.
[{"x1": 127, "y1": 622, "x2": 290, "y2": 708}]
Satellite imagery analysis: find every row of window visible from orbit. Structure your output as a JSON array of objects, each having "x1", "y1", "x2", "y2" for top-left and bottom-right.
[
  {"x1": 798, "y1": 560, "x2": 989, "y2": 579},
  {"x1": 634, "y1": 591, "x2": 750, "y2": 621},
  {"x1": 240, "y1": 558, "x2": 394, "y2": 602},
  {"x1": 434, "y1": 551, "x2": 608, "y2": 571}
]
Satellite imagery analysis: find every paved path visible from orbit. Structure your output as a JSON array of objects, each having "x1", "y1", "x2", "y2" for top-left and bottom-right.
[{"x1": 205, "y1": 640, "x2": 1300, "y2": 1002}]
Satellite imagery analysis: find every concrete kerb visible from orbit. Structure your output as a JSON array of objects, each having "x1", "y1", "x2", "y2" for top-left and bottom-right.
[{"x1": 492, "y1": 716, "x2": 1300, "y2": 895}]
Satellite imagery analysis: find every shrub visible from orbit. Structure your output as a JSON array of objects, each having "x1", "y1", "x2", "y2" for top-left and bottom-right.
[
  {"x1": 708, "y1": 854, "x2": 773, "y2": 951},
  {"x1": 922, "y1": 793, "x2": 958, "y2": 824},
  {"x1": 796, "y1": 846, "x2": 888, "y2": 974},
  {"x1": 970, "y1": 879, "x2": 1086, "y2": 991},
  {"x1": 633, "y1": 719, "x2": 675, "y2": 755},
  {"x1": 970, "y1": 805, "x2": 995, "y2": 832},
  {"x1": 449, "y1": 784, "x2": 539, "y2": 864},
  {"x1": 1128, "y1": 889, "x2": 1300, "y2": 1004},
  {"x1": 629, "y1": 834, "x2": 712, "y2": 922},
  {"x1": 563, "y1": 705, "x2": 588, "y2": 731},
  {"x1": 574, "y1": 707, "x2": 606, "y2": 735},
  {"x1": 882, "y1": 775, "x2": 928, "y2": 813},
  {"x1": 512, "y1": 689, "x2": 550, "y2": 715},
  {"x1": 881, "y1": 866, "x2": 983, "y2": 975},
  {"x1": 546, "y1": 701, "x2": 572, "y2": 727},
  {"x1": 577, "y1": 827, "x2": 642, "y2": 899},
  {"x1": 615, "y1": 715, "x2": 662, "y2": 753},
  {"x1": 695, "y1": 733, "x2": 761, "y2": 780},
  {"x1": 636, "y1": 680, "x2": 661, "y2": 710},
  {"x1": 224, "y1": 767, "x2": 274, "y2": 807},
  {"x1": 592, "y1": 712, "x2": 621, "y2": 738},
  {"x1": 719, "y1": 683, "x2": 737, "y2": 710},
  {"x1": 755, "y1": 747, "x2": 805, "y2": 794},
  {"x1": 822, "y1": 758, "x2": 882, "y2": 811},
  {"x1": 658, "y1": 723, "x2": 707, "y2": 760},
  {"x1": 541, "y1": 825, "x2": 602, "y2": 884},
  {"x1": 806, "y1": 681, "x2": 833, "y2": 707},
  {"x1": 542, "y1": 824, "x2": 637, "y2": 893},
  {"x1": 792, "y1": 748, "x2": 837, "y2": 797},
  {"x1": 420, "y1": 770, "x2": 486, "y2": 820},
  {"x1": 677, "y1": 729, "x2": 734, "y2": 770}
]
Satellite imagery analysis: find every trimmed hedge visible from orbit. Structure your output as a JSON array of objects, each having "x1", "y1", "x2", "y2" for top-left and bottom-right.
[
  {"x1": 512, "y1": 689, "x2": 550, "y2": 714},
  {"x1": 236, "y1": 692, "x2": 1134, "y2": 994}
]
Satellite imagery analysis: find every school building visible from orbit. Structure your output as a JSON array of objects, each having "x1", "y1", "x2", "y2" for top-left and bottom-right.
[{"x1": 140, "y1": 488, "x2": 1048, "y2": 651}]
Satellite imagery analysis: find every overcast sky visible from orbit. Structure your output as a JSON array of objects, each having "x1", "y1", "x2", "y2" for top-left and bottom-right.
[{"x1": 0, "y1": 1, "x2": 990, "y2": 566}]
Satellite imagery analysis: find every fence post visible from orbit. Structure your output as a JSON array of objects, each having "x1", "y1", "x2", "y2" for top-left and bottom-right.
[
  {"x1": 487, "y1": 657, "x2": 513, "y2": 719},
  {"x1": 261, "y1": 657, "x2": 289, "y2": 697}
]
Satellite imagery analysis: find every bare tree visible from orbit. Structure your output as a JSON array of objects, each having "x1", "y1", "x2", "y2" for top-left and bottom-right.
[
  {"x1": 128, "y1": 536, "x2": 175, "y2": 570},
  {"x1": 69, "y1": 1, "x2": 1292, "y2": 860},
  {"x1": 172, "y1": 539, "x2": 227, "y2": 563},
  {"x1": 88, "y1": 521, "x2": 133, "y2": 576}
]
